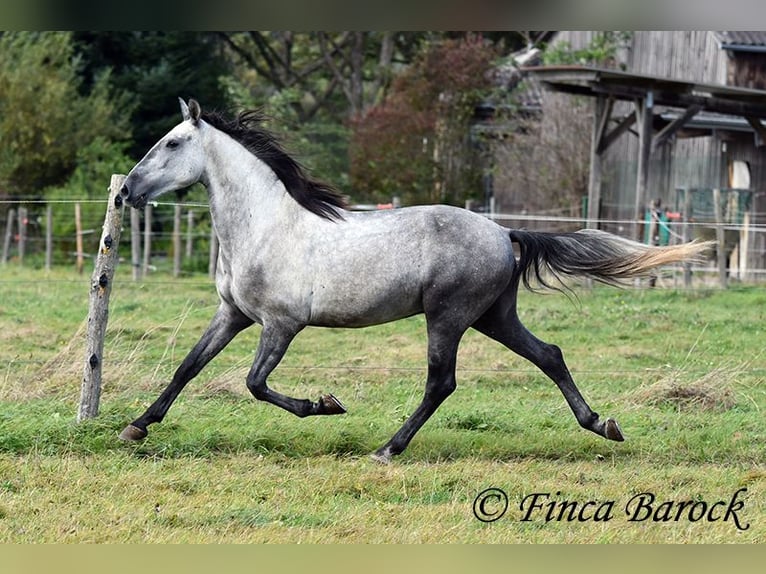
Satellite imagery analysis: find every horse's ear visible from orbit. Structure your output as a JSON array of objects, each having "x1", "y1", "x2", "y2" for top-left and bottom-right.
[
  {"x1": 179, "y1": 97, "x2": 190, "y2": 121},
  {"x1": 179, "y1": 98, "x2": 201, "y2": 124},
  {"x1": 188, "y1": 99, "x2": 201, "y2": 124}
]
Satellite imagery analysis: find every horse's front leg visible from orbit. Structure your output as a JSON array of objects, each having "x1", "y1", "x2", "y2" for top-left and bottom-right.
[
  {"x1": 119, "y1": 303, "x2": 253, "y2": 441},
  {"x1": 245, "y1": 323, "x2": 346, "y2": 417}
]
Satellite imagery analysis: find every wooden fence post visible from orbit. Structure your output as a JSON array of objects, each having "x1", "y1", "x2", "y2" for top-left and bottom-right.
[
  {"x1": 682, "y1": 189, "x2": 693, "y2": 288},
  {"x1": 75, "y1": 202, "x2": 84, "y2": 274},
  {"x1": 713, "y1": 188, "x2": 727, "y2": 289},
  {"x1": 45, "y1": 204, "x2": 53, "y2": 271},
  {"x1": 142, "y1": 203, "x2": 152, "y2": 276},
  {"x1": 173, "y1": 203, "x2": 182, "y2": 278},
  {"x1": 17, "y1": 206, "x2": 27, "y2": 264},
  {"x1": 130, "y1": 207, "x2": 142, "y2": 281},
  {"x1": 79, "y1": 175, "x2": 126, "y2": 422},
  {"x1": 2, "y1": 208, "x2": 15, "y2": 265},
  {"x1": 208, "y1": 227, "x2": 219, "y2": 279},
  {"x1": 185, "y1": 210, "x2": 194, "y2": 258}
]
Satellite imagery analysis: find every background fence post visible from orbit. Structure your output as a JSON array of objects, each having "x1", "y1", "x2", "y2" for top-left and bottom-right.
[
  {"x1": 186, "y1": 209, "x2": 194, "y2": 259},
  {"x1": 130, "y1": 208, "x2": 142, "y2": 281},
  {"x1": 45, "y1": 204, "x2": 53, "y2": 271},
  {"x1": 173, "y1": 203, "x2": 182, "y2": 277},
  {"x1": 2, "y1": 208, "x2": 15, "y2": 265},
  {"x1": 17, "y1": 206, "x2": 27, "y2": 264},
  {"x1": 79, "y1": 174, "x2": 126, "y2": 422},
  {"x1": 713, "y1": 188, "x2": 727, "y2": 288},
  {"x1": 75, "y1": 202, "x2": 84, "y2": 274},
  {"x1": 682, "y1": 189, "x2": 693, "y2": 288},
  {"x1": 142, "y1": 203, "x2": 152, "y2": 276}
]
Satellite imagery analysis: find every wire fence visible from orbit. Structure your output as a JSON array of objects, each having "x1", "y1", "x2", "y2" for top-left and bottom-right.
[
  {"x1": 2, "y1": 196, "x2": 766, "y2": 286},
  {"x1": 1, "y1": 195, "x2": 764, "y2": 399}
]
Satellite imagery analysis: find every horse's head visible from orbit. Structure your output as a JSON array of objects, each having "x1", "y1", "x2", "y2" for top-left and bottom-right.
[{"x1": 121, "y1": 98, "x2": 206, "y2": 209}]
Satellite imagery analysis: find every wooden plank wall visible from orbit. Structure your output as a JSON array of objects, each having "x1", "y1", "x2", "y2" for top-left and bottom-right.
[{"x1": 550, "y1": 31, "x2": 741, "y2": 231}]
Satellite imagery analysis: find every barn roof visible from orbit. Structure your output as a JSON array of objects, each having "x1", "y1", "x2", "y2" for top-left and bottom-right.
[
  {"x1": 521, "y1": 65, "x2": 766, "y2": 120},
  {"x1": 715, "y1": 31, "x2": 766, "y2": 52}
]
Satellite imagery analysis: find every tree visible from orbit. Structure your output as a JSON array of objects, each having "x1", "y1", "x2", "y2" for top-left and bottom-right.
[
  {"x1": 349, "y1": 34, "x2": 500, "y2": 205},
  {"x1": 0, "y1": 32, "x2": 132, "y2": 198},
  {"x1": 215, "y1": 32, "x2": 425, "y2": 193},
  {"x1": 73, "y1": 32, "x2": 233, "y2": 158},
  {"x1": 492, "y1": 32, "x2": 632, "y2": 218},
  {"x1": 216, "y1": 32, "x2": 427, "y2": 122},
  {"x1": 45, "y1": 138, "x2": 136, "y2": 264}
]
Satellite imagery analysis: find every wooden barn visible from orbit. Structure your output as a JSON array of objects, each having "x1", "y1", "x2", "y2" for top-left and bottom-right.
[{"x1": 521, "y1": 31, "x2": 766, "y2": 282}]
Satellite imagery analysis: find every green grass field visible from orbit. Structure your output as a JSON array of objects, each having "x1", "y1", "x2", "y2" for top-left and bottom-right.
[{"x1": 0, "y1": 265, "x2": 764, "y2": 542}]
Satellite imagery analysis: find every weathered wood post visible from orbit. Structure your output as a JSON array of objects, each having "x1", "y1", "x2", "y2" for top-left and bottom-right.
[
  {"x1": 2, "y1": 208, "x2": 15, "y2": 265},
  {"x1": 142, "y1": 203, "x2": 152, "y2": 275},
  {"x1": 79, "y1": 175, "x2": 126, "y2": 422},
  {"x1": 682, "y1": 188, "x2": 693, "y2": 288},
  {"x1": 173, "y1": 203, "x2": 182, "y2": 277},
  {"x1": 75, "y1": 202, "x2": 84, "y2": 274},
  {"x1": 185, "y1": 209, "x2": 194, "y2": 258},
  {"x1": 17, "y1": 206, "x2": 27, "y2": 264},
  {"x1": 713, "y1": 188, "x2": 728, "y2": 289},
  {"x1": 130, "y1": 208, "x2": 142, "y2": 281},
  {"x1": 45, "y1": 204, "x2": 53, "y2": 271}
]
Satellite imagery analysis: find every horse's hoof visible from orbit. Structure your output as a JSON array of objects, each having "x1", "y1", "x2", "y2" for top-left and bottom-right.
[
  {"x1": 118, "y1": 424, "x2": 148, "y2": 442},
  {"x1": 604, "y1": 418, "x2": 625, "y2": 442},
  {"x1": 370, "y1": 451, "x2": 392, "y2": 465},
  {"x1": 319, "y1": 393, "x2": 346, "y2": 415}
]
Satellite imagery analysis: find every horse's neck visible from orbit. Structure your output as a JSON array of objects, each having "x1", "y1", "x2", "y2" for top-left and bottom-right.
[{"x1": 202, "y1": 130, "x2": 301, "y2": 251}]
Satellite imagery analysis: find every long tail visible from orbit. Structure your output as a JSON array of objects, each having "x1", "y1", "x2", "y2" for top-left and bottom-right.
[{"x1": 509, "y1": 229, "x2": 712, "y2": 290}]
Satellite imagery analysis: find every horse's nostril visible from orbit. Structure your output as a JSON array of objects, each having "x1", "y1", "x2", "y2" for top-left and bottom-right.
[{"x1": 120, "y1": 184, "x2": 129, "y2": 198}]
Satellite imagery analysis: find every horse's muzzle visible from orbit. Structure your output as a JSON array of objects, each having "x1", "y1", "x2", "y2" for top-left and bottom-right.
[{"x1": 120, "y1": 182, "x2": 146, "y2": 209}]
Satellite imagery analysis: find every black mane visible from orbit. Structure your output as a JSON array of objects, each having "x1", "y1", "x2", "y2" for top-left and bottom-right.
[{"x1": 201, "y1": 108, "x2": 346, "y2": 220}]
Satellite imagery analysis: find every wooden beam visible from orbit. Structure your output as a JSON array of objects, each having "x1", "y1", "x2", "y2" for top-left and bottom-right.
[
  {"x1": 745, "y1": 116, "x2": 766, "y2": 147},
  {"x1": 598, "y1": 110, "x2": 636, "y2": 154},
  {"x1": 587, "y1": 96, "x2": 607, "y2": 229},
  {"x1": 652, "y1": 104, "x2": 702, "y2": 150},
  {"x1": 634, "y1": 91, "x2": 654, "y2": 242},
  {"x1": 593, "y1": 96, "x2": 614, "y2": 147}
]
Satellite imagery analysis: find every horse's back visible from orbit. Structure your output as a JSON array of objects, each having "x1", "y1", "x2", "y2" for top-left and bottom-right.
[{"x1": 306, "y1": 205, "x2": 514, "y2": 327}]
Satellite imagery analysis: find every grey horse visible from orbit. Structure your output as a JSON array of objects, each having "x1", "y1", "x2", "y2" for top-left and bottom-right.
[{"x1": 118, "y1": 99, "x2": 709, "y2": 463}]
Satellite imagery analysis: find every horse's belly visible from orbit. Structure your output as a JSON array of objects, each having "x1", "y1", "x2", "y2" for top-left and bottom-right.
[{"x1": 308, "y1": 275, "x2": 422, "y2": 328}]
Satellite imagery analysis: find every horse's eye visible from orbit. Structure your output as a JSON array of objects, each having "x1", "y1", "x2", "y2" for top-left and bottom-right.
[{"x1": 166, "y1": 140, "x2": 179, "y2": 149}]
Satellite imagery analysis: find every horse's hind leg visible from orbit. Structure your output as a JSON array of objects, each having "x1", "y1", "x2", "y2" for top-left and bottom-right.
[
  {"x1": 473, "y1": 296, "x2": 624, "y2": 443},
  {"x1": 244, "y1": 322, "x2": 346, "y2": 417},
  {"x1": 371, "y1": 322, "x2": 463, "y2": 464}
]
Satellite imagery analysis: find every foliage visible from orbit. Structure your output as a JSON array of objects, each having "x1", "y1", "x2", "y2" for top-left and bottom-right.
[
  {"x1": 217, "y1": 32, "x2": 429, "y2": 196},
  {"x1": 0, "y1": 32, "x2": 133, "y2": 198},
  {"x1": 542, "y1": 31, "x2": 633, "y2": 67},
  {"x1": 490, "y1": 32, "x2": 635, "y2": 215},
  {"x1": 492, "y1": 91, "x2": 593, "y2": 216},
  {"x1": 73, "y1": 31, "x2": 233, "y2": 159},
  {"x1": 43, "y1": 138, "x2": 135, "y2": 265},
  {"x1": 349, "y1": 35, "x2": 500, "y2": 205},
  {"x1": 218, "y1": 32, "x2": 431, "y2": 122},
  {"x1": 220, "y1": 72, "x2": 353, "y2": 192}
]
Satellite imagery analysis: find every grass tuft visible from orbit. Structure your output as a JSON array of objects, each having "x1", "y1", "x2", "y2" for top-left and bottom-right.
[{"x1": 630, "y1": 365, "x2": 740, "y2": 412}]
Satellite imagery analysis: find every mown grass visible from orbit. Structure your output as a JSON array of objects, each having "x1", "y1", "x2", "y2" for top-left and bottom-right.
[{"x1": 0, "y1": 265, "x2": 764, "y2": 542}]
